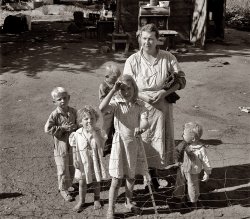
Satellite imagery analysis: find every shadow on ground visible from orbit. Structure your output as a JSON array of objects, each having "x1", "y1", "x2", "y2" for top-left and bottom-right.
[
  {"x1": 1, "y1": 23, "x2": 250, "y2": 78},
  {"x1": 111, "y1": 162, "x2": 250, "y2": 217},
  {"x1": 0, "y1": 192, "x2": 23, "y2": 199},
  {"x1": 0, "y1": 21, "x2": 128, "y2": 78}
]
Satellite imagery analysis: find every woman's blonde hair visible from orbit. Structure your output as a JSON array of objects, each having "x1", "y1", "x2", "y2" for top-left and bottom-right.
[
  {"x1": 139, "y1": 23, "x2": 159, "y2": 39},
  {"x1": 77, "y1": 105, "x2": 99, "y2": 126},
  {"x1": 119, "y1": 74, "x2": 138, "y2": 102}
]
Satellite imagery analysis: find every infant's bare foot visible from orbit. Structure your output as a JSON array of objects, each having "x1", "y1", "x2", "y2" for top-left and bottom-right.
[{"x1": 94, "y1": 200, "x2": 102, "y2": 210}]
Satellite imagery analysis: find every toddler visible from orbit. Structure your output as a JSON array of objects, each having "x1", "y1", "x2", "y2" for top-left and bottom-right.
[
  {"x1": 69, "y1": 106, "x2": 108, "y2": 213},
  {"x1": 99, "y1": 64, "x2": 121, "y2": 101},
  {"x1": 171, "y1": 122, "x2": 212, "y2": 209},
  {"x1": 99, "y1": 74, "x2": 149, "y2": 219},
  {"x1": 44, "y1": 87, "x2": 77, "y2": 202},
  {"x1": 99, "y1": 64, "x2": 121, "y2": 157}
]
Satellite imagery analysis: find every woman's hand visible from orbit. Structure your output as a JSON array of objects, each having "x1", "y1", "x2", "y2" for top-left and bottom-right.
[
  {"x1": 138, "y1": 93, "x2": 154, "y2": 103},
  {"x1": 151, "y1": 90, "x2": 168, "y2": 104}
]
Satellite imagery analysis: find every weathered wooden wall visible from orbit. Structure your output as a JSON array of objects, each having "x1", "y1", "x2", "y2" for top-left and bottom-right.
[
  {"x1": 120, "y1": 0, "x2": 225, "y2": 46},
  {"x1": 168, "y1": 0, "x2": 194, "y2": 41},
  {"x1": 120, "y1": 0, "x2": 194, "y2": 44}
]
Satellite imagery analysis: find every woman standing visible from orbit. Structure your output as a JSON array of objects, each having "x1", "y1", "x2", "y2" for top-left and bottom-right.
[{"x1": 123, "y1": 24, "x2": 186, "y2": 189}]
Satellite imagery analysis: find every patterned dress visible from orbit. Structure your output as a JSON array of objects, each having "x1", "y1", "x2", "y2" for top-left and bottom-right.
[
  {"x1": 106, "y1": 98, "x2": 148, "y2": 179},
  {"x1": 124, "y1": 49, "x2": 186, "y2": 169},
  {"x1": 69, "y1": 127, "x2": 108, "y2": 184}
]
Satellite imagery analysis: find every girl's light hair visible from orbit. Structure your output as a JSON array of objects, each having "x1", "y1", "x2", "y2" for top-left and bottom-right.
[
  {"x1": 119, "y1": 74, "x2": 138, "y2": 102},
  {"x1": 77, "y1": 105, "x2": 99, "y2": 125},
  {"x1": 105, "y1": 63, "x2": 121, "y2": 78},
  {"x1": 51, "y1": 87, "x2": 68, "y2": 99},
  {"x1": 184, "y1": 122, "x2": 203, "y2": 140}
]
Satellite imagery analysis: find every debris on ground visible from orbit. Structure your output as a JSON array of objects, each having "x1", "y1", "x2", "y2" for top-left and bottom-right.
[{"x1": 239, "y1": 106, "x2": 250, "y2": 113}]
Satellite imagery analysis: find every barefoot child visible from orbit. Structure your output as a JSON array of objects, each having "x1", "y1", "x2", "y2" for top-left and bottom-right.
[
  {"x1": 45, "y1": 87, "x2": 77, "y2": 202},
  {"x1": 170, "y1": 122, "x2": 212, "y2": 209},
  {"x1": 69, "y1": 106, "x2": 108, "y2": 212},
  {"x1": 99, "y1": 75, "x2": 149, "y2": 219},
  {"x1": 99, "y1": 64, "x2": 121, "y2": 157}
]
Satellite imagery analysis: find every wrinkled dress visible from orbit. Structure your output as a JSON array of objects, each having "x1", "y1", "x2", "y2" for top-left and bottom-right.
[
  {"x1": 107, "y1": 98, "x2": 148, "y2": 179},
  {"x1": 124, "y1": 49, "x2": 185, "y2": 169},
  {"x1": 69, "y1": 127, "x2": 108, "y2": 184}
]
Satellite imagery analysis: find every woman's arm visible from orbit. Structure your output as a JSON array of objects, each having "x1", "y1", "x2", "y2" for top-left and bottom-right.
[
  {"x1": 138, "y1": 92, "x2": 154, "y2": 103},
  {"x1": 151, "y1": 83, "x2": 180, "y2": 104}
]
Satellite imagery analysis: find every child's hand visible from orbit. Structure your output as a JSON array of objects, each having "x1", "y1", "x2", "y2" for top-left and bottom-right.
[
  {"x1": 201, "y1": 172, "x2": 209, "y2": 182},
  {"x1": 73, "y1": 160, "x2": 80, "y2": 169},
  {"x1": 134, "y1": 127, "x2": 145, "y2": 137},
  {"x1": 61, "y1": 122, "x2": 72, "y2": 132},
  {"x1": 113, "y1": 81, "x2": 122, "y2": 92},
  {"x1": 62, "y1": 122, "x2": 77, "y2": 132},
  {"x1": 68, "y1": 123, "x2": 77, "y2": 132}
]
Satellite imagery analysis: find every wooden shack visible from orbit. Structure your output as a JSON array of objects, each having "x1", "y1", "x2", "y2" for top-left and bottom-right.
[{"x1": 118, "y1": 0, "x2": 225, "y2": 47}]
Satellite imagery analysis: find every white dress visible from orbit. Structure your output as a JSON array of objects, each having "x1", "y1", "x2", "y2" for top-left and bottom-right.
[
  {"x1": 124, "y1": 49, "x2": 185, "y2": 168},
  {"x1": 106, "y1": 98, "x2": 148, "y2": 179},
  {"x1": 69, "y1": 127, "x2": 108, "y2": 184}
]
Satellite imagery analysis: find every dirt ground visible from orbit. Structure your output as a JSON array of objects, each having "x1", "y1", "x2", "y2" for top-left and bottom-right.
[{"x1": 0, "y1": 22, "x2": 250, "y2": 219}]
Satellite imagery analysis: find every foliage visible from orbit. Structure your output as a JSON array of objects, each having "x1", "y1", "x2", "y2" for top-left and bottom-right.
[{"x1": 226, "y1": 0, "x2": 250, "y2": 31}]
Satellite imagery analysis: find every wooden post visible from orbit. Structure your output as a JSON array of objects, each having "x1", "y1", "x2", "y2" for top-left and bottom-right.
[{"x1": 115, "y1": 0, "x2": 121, "y2": 33}]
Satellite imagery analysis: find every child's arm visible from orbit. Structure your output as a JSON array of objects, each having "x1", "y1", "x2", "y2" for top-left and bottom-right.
[
  {"x1": 99, "y1": 83, "x2": 107, "y2": 101},
  {"x1": 200, "y1": 147, "x2": 212, "y2": 182},
  {"x1": 72, "y1": 146, "x2": 80, "y2": 169},
  {"x1": 134, "y1": 108, "x2": 149, "y2": 137},
  {"x1": 175, "y1": 140, "x2": 188, "y2": 163},
  {"x1": 69, "y1": 132, "x2": 80, "y2": 169},
  {"x1": 99, "y1": 81, "x2": 121, "y2": 112}
]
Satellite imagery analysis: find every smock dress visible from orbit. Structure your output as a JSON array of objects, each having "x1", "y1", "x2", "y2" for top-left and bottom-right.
[
  {"x1": 123, "y1": 49, "x2": 186, "y2": 169},
  {"x1": 69, "y1": 127, "x2": 108, "y2": 184},
  {"x1": 106, "y1": 98, "x2": 149, "y2": 179}
]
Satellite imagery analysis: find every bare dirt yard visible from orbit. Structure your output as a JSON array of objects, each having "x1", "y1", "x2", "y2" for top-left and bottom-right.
[{"x1": 0, "y1": 21, "x2": 250, "y2": 219}]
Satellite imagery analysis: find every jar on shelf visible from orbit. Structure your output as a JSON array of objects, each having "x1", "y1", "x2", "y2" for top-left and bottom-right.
[{"x1": 150, "y1": 0, "x2": 158, "y2": 6}]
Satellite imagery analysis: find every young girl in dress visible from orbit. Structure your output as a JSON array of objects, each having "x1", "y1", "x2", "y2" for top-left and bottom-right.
[
  {"x1": 99, "y1": 74, "x2": 149, "y2": 219},
  {"x1": 69, "y1": 106, "x2": 108, "y2": 213}
]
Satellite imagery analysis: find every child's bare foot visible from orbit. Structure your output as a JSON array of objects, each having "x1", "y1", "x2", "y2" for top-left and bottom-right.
[
  {"x1": 73, "y1": 202, "x2": 85, "y2": 213},
  {"x1": 94, "y1": 200, "x2": 102, "y2": 210},
  {"x1": 125, "y1": 201, "x2": 141, "y2": 214},
  {"x1": 60, "y1": 190, "x2": 74, "y2": 202},
  {"x1": 106, "y1": 209, "x2": 114, "y2": 219}
]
